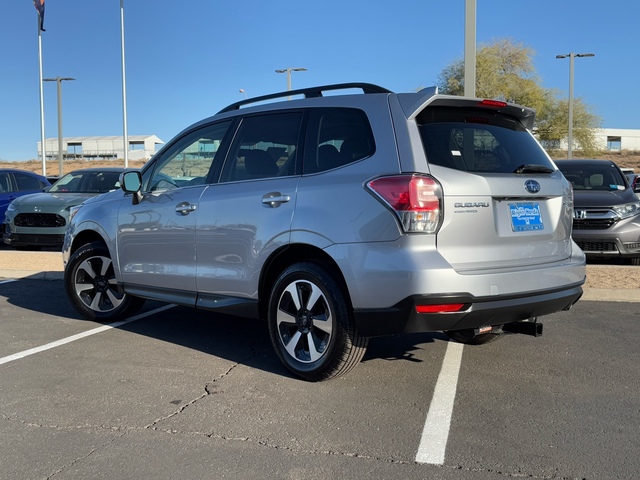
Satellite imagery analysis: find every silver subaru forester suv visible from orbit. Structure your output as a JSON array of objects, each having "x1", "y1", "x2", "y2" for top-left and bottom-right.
[{"x1": 63, "y1": 83, "x2": 586, "y2": 381}]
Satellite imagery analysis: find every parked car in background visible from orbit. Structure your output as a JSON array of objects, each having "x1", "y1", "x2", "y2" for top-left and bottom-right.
[
  {"x1": 0, "y1": 168, "x2": 50, "y2": 220},
  {"x1": 556, "y1": 159, "x2": 640, "y2": 265},
  {"x1": 625, "y1": 172, "x2": 640, "y2": 191},
  {"x1": 62, "y1": 83, "x2": 585, "y2": 381},
  {"x1": 3, "y1": 167, "x2": 125, "y2": 250}
]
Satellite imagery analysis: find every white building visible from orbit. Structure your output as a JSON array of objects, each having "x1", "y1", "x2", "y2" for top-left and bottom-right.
[
  {"x1": 38, "y1": 135, "x2": 164, "y2": 161},
  {"x1": 593, "y1": 128, "x2": 640, "y2": 151}
]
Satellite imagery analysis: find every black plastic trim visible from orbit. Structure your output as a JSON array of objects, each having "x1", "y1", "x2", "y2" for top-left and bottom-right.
[{"x1": 353, "y1": 283, "x2": 584, "y2": 337}]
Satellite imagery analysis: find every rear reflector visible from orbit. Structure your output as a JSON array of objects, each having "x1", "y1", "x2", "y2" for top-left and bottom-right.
[{"x1": 416, "y1": 304, "x2": 465, "y2": 314}]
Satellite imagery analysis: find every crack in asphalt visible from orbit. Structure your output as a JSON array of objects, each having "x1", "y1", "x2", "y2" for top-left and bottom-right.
[
  {"x1": 145, "y1": 351, "x2": 253, "y2": 429},
  {"x1": 44, "y1": 434, "x2": 125, "y2": 480},
  {"x1": 1, "y1": 344, "x2": 588, "y2": 479},
  {"x1": 5, "y1": 415, "x2": 583, "y2": 477}
]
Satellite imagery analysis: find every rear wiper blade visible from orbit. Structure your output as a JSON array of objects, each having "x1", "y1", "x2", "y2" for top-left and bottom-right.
[{"x1": 513, "y1": 164, "x2": 555, "y2": 174}]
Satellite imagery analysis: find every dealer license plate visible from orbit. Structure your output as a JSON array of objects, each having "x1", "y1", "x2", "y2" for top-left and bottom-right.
[{"x1": 509, "y1": 202, "x2": 543, "y2": 232}]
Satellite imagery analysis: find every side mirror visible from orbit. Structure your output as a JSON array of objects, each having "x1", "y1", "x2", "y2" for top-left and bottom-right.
[{"x1": 120, "y1": 171, "x2": 143, "y2": 205}]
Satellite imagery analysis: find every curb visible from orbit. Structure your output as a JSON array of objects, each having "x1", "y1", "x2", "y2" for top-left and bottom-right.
[
  {"x1": 580, "y1": 288, "x2": 640, "y2": 303},
  {"x1": 0, "y1": 270, "x2": 64, "y2": 281}
]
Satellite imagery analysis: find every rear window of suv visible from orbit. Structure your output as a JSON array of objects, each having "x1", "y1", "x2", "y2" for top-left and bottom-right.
[{"x1": 417, "y1": 106, "x2": 555, "y2": 174}]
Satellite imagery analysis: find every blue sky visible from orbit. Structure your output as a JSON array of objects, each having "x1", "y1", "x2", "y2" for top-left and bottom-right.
[{"x1": 0, "y1": 0, "x2": 637, "y2": 161}]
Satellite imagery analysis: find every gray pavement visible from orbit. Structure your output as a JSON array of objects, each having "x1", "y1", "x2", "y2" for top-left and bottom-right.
[{"x1": 0, "y1": 249, "x2": 639, "y2": 302}]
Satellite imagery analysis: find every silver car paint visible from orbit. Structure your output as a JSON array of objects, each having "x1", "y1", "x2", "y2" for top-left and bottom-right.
[{"x1": 63, "y1": 87, "x2": 585, "y2": 318}]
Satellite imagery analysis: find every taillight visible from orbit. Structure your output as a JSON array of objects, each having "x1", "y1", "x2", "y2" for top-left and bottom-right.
[{"x1": 367, "y1": 175, "x2": 443, "y2": 233}]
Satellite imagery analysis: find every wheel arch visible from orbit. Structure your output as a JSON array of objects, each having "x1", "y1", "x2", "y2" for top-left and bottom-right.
[
  {"x1": 258, "y1": 244, "x2": 351, "y2": 319},
  {"x1": 69, "y1": 229, "x2": 108, "y2": 257},
  {"x1": 67, "y1": 228, "x2": 119, "y2": 279}
]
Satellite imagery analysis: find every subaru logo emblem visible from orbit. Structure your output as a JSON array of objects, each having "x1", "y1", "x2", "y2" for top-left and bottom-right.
[{"x1": 524, "y1": 180, "x2": 541, "y2": 194}]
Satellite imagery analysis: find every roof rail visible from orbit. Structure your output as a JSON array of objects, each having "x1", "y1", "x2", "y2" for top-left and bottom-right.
[{"x1": 218, "y1": 82, "x2": 393, "y2": 113}]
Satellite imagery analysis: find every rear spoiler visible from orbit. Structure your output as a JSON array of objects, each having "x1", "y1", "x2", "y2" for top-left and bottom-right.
[{"x1": 397, "y1": 89, "x2": 536, "y2": 131}]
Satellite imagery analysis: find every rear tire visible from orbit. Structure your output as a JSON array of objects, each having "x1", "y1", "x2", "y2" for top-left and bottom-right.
[
  {"x1": 65, "y1": 241, "x2": 144, "y2": 321},
  {"x1": 268, "y1": 262, "x2": 368, "y2": 381}
]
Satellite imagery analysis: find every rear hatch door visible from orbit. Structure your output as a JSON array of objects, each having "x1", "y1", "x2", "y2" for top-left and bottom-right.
[{"x1": 416, "y1": 103, "x2": 573, "y2": 271}]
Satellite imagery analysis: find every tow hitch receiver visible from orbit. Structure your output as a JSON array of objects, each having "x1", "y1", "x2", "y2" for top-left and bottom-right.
[{"x1": 503, "y1": 319, "x2": 543, "y2": 337}]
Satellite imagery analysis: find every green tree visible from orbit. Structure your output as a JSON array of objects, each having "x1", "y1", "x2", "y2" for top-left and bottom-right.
[{"x1": 437, "y1": 39, "x2": 601, "y2": 156}]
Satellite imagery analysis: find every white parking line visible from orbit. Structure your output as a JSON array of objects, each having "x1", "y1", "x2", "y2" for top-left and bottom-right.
[
  {"x1": 0, "y1": 304, "x2": 175, "y2": 366},
  {"x1": 415, "y1": 341, "x2": 464, "y2": 464}
]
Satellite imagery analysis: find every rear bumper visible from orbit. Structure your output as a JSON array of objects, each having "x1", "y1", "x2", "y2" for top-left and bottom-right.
[{"x1": 353, "y1": 283, "x2": 583, "y2": 337}]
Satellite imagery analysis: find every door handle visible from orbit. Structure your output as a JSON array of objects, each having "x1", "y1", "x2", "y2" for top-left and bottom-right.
[
  {"x1": 175, "y1": 202, "x2": 197, "y2": 215},
  {"x1": 262, "y1": 192, "x2": 291, "y2": 208}
]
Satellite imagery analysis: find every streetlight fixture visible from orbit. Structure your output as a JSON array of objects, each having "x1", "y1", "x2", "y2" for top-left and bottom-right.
[
  {"x1": 239, "y1": 88, "x2": 248, "y2": 98},
  {"x1": 43, "y1": 76, "x2": 75, "y2": 176},
  {"x1": 556, "y1": 52, "x2": 595, "y2": 159},
  {"x1": 275, "y1": 67, "x2": 307, "y2": 99}
]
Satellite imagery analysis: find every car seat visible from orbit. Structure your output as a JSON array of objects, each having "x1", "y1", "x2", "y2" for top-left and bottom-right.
[
  {"x1": 587, "y1": 173, "x2": 604, "y2": 189},
  {"x1": 317, "y1": 144, "x2": 342, "y2": 171},
  {"x1": 243, "y1": 150, "x2": 278, "y2": 179}
]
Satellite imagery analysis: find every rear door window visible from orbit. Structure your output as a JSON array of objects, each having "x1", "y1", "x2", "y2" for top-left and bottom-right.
[
  {"x1": 417, "y1": 107, "x2": 555, "y2": 173},
  {"x1": 220, "y1": 112, "x2": 304, "y2": 182}
]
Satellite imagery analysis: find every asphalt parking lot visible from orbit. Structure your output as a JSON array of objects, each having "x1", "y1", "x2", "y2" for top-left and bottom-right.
[{"x1": 1, "y1": 270, "x2": 639, "y2": 479}]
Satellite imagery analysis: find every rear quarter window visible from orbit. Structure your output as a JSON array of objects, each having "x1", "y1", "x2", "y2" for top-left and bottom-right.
[
  {"x1": 417, "y1": 106, "x2": 554, "y2": 174},
  {"x1": 305, "y1": 108, "x2": 375, "y2": 174}
]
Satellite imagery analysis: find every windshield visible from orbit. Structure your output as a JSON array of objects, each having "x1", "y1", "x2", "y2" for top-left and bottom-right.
[
  {"x1": 557, "y1": 164, "x2": 627, "y2": 191},
  {"x1": 49, "y1": 171, "x2": 121, "y2": 193}
]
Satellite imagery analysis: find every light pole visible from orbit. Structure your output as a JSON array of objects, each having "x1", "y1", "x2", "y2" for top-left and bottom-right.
[
  {"x1": 120, "y1": 0, "x2": 129, "y2": 168},
  {"x1": 275, "y1": 67, "x2": 307, "y2": 99},
  {"x1": 43, "y1": 76, "x2": 75, "y2": 176},
  {"x1": 464, "y1": 0, "x2": 476, "y2": 98},
  {"x1": 556, "y1": 52, "x2": 594, "y2": 159}
]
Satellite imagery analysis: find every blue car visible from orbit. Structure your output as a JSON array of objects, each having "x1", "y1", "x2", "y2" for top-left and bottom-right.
[{"x1": 0, "y1": 169, "x2": 50, "y2": 220}]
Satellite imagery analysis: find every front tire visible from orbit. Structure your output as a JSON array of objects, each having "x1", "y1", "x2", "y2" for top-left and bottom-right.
[
  {"x1": 65, "y1": 242, "x2": 144, "y2": 321},
  {"x1": 268, "y1": 262, "x2": 368, "y2": 381}
]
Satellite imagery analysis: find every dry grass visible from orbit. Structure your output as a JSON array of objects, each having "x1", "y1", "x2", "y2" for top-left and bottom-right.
[{"x1": 0, "y1": 159, "x2": 148, "y2": 177}]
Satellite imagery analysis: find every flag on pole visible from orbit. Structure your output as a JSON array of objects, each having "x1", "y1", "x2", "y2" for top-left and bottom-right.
[{"x1": 33, "y1": 0, "x2": 45, "y2": 31}]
